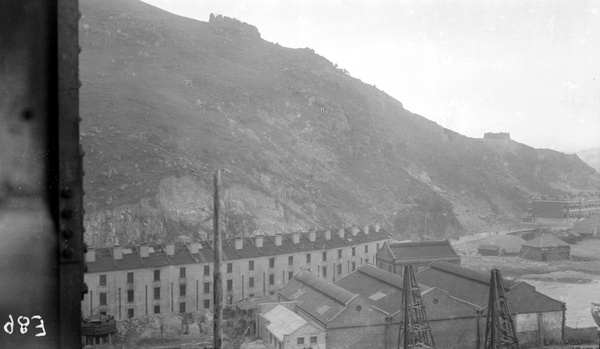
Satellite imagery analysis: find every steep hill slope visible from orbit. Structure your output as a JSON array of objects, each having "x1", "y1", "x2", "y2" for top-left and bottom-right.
[
  {"x1": 576, "y1": 148, "x2": 600, "y2": 173},
  {"x1": 79, "y1": 0, "x2": 600, "y2": 247}
]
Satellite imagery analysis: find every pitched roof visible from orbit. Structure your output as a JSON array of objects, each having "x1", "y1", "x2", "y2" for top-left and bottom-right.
[
  {"x1": 522, "y1": 234, "x2": 570, "y2": 248},
  {"x1": 87, "y1": 225, "x2": 391, "y2": 273},
  {"x1": 387, "y1": 240, "x2": 459, "y2": 261},
  {"x1": 335, "y1": 265, "x2": 431, "y2": 315},
  {"x1": 263, "y1": 305, "x2": 308, "y2": 341},
  {"x1": 416, "y1": 261, "x2": 516, "y2": 308},
  {"x1": 279, "y1": 270, "x2": 357, "y2": 325}
]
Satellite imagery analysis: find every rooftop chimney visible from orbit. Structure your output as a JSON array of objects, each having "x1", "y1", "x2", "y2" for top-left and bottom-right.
[
  {"x1": 85, "y1": 248, "x2": 95, "y2": 263},
  {"x1": 255, "y1": 235, "x2": 264, "y2": 248},
  {"x1": 235, "y1": 237, "x2": 243, "y2": 250},
  {"x1": 166, "y1": 244, "x2": 175, "y2": 256},
  {"x1": 309, "y1": 230, "x2": 316, "y2": 242},
  {"x1": 274, "y1": 234, "x2": 282, "y2": 246},
  {"x1": 364, "y1": 224, "x2": 370, "y2": 235},
  {"x1": 292, "y1": 232, "x2": 300, "y2": 244},
  {"x1": 140, "y1": 245, "x2": 149, "y2": 258},
  {"x1": 325, "y1": 230, "x2": 331, "y2": 240},
  {"x1": 338, "y1": 228, "x2": 345, "y2": 239},
  {"x1": 113, "y1": 246, "x2": 123, "y2": 260},
  {"x1": 190, "y1": 242, "x2": 201, "y2": 254},
  {"x1": 351, "y1": 226, "x2": 359, "y2": 236},
  {"x1": 374, "y1": 223, "x2": 381, "y2": 232}
]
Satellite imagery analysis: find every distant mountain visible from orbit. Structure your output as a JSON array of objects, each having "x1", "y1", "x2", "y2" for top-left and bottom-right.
[
  {"x1": 79, "y1": 0, "x2": 600, "y2": 247},
  {"x1": 576, "y1": 148, "x2": 600, "y2": 173}
]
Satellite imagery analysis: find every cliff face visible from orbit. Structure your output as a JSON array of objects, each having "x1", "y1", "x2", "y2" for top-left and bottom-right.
[{"x1": 79, "y1": 0, "x2": 600, "y2": 247}]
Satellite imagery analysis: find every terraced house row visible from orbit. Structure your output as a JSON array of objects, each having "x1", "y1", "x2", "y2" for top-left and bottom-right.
[{"x1": 82, "y1": 224, "x2": 391, "y2": 319}]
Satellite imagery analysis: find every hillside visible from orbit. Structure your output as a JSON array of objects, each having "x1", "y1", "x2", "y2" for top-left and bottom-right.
[
  {"x1": 576, "y1": 148, "x2": 600, "y2": 173},
  {"x1": 79, "y1": 0, "x2": 600, "y2": 247}
]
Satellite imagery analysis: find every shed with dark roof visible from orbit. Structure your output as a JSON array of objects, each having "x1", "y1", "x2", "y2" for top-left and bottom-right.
[
  {"x1": 336, "y1": 265, "x2": 483, "y2": 349},
  {"x1": 279, "y1": 269, "x2": 390, "y2": 349},
  {"x1": 376, "y1": 240, "x2": 460, "y2": 275},
  {"x1": 519, "y1": 234, "x2": 571, "y2": 261},
  {"x1": 416, "y1": 261, "x2": 565, "y2": 346}
]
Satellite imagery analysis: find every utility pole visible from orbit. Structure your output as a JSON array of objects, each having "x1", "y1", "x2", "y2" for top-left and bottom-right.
[{"x1": 213, "y1": 169, "x2": 223, "y2": 349}]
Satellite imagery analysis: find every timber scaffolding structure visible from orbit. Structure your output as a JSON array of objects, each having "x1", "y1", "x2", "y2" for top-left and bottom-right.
[
  {"x1": 398, "y1": 265, "x2": 435, "y2": 349},
  {"x1": 484, "y1": 269, "x2": 519, "y2": 349}
]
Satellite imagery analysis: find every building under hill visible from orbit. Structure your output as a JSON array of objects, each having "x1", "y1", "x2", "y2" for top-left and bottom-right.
[
  {"x1": 375, "y1": 240, "x2": 460, "y2": 275},
  {"x1": 520, "y1": 234, "x2": 571, "y2": 261},
  {"x1": 416, "y1": 261, "x2": 565, "y2": 346},
  {"x1": 82, "y1": 224, "x2": 391, "y2": 320},
  {"x1": 529, "y1": 198, "x2": 600, "y2": 220},
  {"x1": 278, "y1": 269, "x2": 388, "y2": 349}
]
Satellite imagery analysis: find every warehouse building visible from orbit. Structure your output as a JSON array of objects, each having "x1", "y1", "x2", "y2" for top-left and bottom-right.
[
  {"x1": 336, "y1": 264, "x2": 483, "y2": 349},
  {"x1": 520, "y1": 235, "x2": 571, "y2": 261},
  {"x1": 416, "y1": 261, "x2": 566, "y2": 346},
  {"x1": 376, "y1": 240, "x2": 460, "y2": 275},
  {"x1": 278, "y1": 269, "x2": 389, "y2": 349}
]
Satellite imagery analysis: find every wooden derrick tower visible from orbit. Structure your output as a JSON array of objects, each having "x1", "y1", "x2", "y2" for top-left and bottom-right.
[
  {"x1": 484, "y1": 269, "x2": 520, "y2": 349},
  {"x1": 398, "y1": 265, "x2": 436, "y2": 349}
]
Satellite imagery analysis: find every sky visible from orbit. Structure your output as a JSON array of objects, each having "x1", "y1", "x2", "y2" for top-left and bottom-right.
[{"x1": 141, "y1": 0, "x2": 600, "y2": 152}]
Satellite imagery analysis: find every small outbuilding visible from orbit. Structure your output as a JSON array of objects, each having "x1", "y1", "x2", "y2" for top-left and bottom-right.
[
  {"x1": 477, "y1": 235, "x2": 527, "y2": 256},
  {"x1": 520, "y1": 235, "x2": 570, "y2": 261}
]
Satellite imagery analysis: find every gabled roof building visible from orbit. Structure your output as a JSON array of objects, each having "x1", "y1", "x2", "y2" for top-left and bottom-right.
[
  {"x1": 279, "y1": 269, "x2": 390, "y2": 349},
  {"x1": 376, "y1": 240, "x2": 460, "y2": 275},
  {"x1": 520, "y1": 234, "x2": 571, "y2": 261},
  {"x1": 416, "y1": 261, "x2": 566, "y2": 346},
  {"x1": 336, "y1": 265, "x2": 483, "y2": 349},
  {"x1": 256, "y1": 303, "x2": 325, "y2": 349}
]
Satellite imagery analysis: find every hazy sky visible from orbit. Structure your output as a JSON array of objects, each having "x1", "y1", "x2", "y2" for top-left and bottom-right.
[{"x1": 141, "y1": 0, "x2": 600, "y2": 152}]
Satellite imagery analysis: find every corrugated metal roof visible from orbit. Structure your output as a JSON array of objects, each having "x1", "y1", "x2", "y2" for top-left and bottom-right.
[
  {"x1": 335, "y1": 265, "x2": 429, "y2": 315},
  {"x1": 416, "y1": 261, "x2": 516, "y2": 308},
  {"x1": 522, "y1": 234, "x2": 570, "y2": 248},
  {"x1": 279, "y1": 270, "x2": 356, "y2": 325},
  {"x1": 264, "y1": 305, "x2": 307, "y2": 341},
  {"x1": 295, "y1": 269, "x2": 355, "y2": 305}
]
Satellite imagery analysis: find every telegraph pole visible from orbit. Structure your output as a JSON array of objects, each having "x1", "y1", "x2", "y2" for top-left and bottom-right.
[{"x1": 213, "y1": 169, "x2": 223, "y2": 349}]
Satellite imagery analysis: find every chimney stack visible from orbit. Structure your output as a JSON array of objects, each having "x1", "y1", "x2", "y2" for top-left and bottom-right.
[
  {"x1": 325, "y1": 230, "x2": 331, "y2": 240},
  {"x1": 364, "y1": 224, "x2": 370, "y2": 235},
  {"x1": 255, "y1": 235, "x2": 264, "y2": 248},
  {"x1": 235, "y1": 237, "x2": 244, "y2": 250},
  {"x1": 309, "y1": 230, "x2": 316, "y2": 242},
  {"x1": 338, "y1": 228, "x2": 345, "y2": 239},
  {"x1": 166, "y1": 244, "x2": 175, "y2": 256},
  {"x1": 374, "y1": 223, "x2": 380, "y2": 232},
  {"x1": 351, "y1": 226, "x2": 359, "y2": 236},
  {"x1": 275, "y1": 234, "x2": 282, "y2": 246},
  {"x1": 292, "y1": 232, "x2": 300, "y2": 244},
  {"x1": 85, "y1": 248, "x2": 95, "y2": 263},
  {"x1": 113, "y1": 246, "x2": 123, "y2": 260},
  {"x1": 140, "y1": 245, "x2": 149, "y2": 258},
  {"x1": 190, "y1": 242, "x2": 201, "y2": 254}
]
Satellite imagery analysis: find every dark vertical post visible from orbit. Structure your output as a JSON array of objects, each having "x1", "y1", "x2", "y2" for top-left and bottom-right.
[
  {"x1": 213, "y1": 169, "x2": 223, "y2": 349},
  {"x1": 404, "y1": 266, "x2": 410, "y2": 349}
]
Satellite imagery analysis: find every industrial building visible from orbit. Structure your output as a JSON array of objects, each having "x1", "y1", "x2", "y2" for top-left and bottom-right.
[
  {"x1": 415, "y1": 261, "x2": 566, "y2": 346},
  {"x1": 376, "y1": 240, "x2": 460, "y2": 275},
  {"x1": 336, "y1": 264, "x2": 482, "y2": 349},
  {"x1": 278, "y1": 269, "x2": 389, "y2": 349},
  {"x1": 81, "y1": 224, "x2": 391, "y2": 319},
  {"x1": 520, "y1": 235, "x2": 571, "y2": 261}
]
